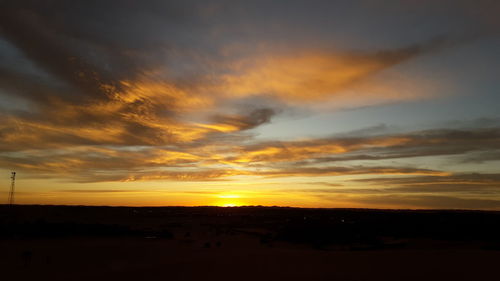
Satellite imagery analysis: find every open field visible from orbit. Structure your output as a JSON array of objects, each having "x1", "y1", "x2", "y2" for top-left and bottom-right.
[{"x1": 1, "y1": 205, "x2": 500, "y2": 281}]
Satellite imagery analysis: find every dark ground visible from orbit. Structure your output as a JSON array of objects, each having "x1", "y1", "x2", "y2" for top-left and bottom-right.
[{"x1": 1, "y1": 205, "x2": 499, "y2": 281}]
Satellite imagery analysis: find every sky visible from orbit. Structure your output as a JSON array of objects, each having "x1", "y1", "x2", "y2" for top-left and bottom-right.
[{"x1": 1, "y1": 0, "x2": 500, "y2": 209}]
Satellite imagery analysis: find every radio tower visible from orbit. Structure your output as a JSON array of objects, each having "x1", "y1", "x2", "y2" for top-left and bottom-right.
[{"x1": 8, "y1": 172, "x2": 16, "y2": 205}]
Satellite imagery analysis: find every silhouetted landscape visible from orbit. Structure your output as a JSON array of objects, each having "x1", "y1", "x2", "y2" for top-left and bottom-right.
[{"x1": 1, "y1": 205, "x2": 499, "y2": 280}]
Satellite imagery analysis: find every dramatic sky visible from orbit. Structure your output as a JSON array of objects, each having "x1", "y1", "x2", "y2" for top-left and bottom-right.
[{"x1": 1, "y1": 0, "x2": 500, "y2": 209}]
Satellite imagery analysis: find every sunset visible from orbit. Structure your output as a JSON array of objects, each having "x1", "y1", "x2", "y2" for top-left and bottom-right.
[
  {"x1": 1, "y1": 0, "x2": 499, "y2": 210},
  {"x1": 1, "y1": 1, "x2": 500, "y2": 280}
]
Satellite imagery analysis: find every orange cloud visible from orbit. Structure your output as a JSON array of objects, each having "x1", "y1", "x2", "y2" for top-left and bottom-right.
[
  {"x1": 228, "y1": 136, "x2": 412, "y2": 163},
  {"x1": 209, "y1": 40, "x2": 447, "y2": 105},
  {"x1": 2, "y1": 127, "x2": 499, "y2": 183}
]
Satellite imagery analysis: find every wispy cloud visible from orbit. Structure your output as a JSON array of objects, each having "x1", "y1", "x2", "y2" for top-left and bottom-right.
[
  {"x1": 1, "y1": 126, "x2": 499, "y2": 182},
  {"x1": 345, "y1": 194, "x2": 500, "y2": 210},
  {"x1": 57, "y1": 189, "x2": 145, "y2": 193},
  {"x1": 226, "y1": 127, "x2": 500, "y2": 164},
  {"x1": 354, "y1": 173, "x2": 500, "y2": 195}
]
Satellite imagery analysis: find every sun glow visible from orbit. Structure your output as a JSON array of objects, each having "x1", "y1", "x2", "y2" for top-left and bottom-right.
[
  {"x1": 217, "y1": 194, "x2": 241, "y2": 199},
  {"x1": 220, "y1": 203, "x2": 238, "y2": 207},
  {"x1": 214, "y1": 193, "x2": 245, "y2": 207}
]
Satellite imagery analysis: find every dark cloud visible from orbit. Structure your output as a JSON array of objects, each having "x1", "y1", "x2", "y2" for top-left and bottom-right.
[
  {"x1": 347, "y1": 194, "x2": 500, "y2": 210},
  {"x1": 278, "y1": 181, "x2": 500, "y2": 209},
  {"x1": 333, "y1": 124, "x2": 391, "y2": 137},
  {"x1": 355, "y1": 173, "x2": 500, "y2": 185},
  {"x1": 260, "y1": 166, "x2": 443, "y2": 177},
  {"x1": 354, "y1": 173, "x2": 500, "y2": 195},
  {"x1": 280, "y1": 188, "x2": 384, "y2": 194},
  {"x1": 0, "y1": 6, "x2": 118, "y2": 100},
  {"x1": 232, "y1": 127, "x2": 500, "y2": 165},
  {"x1": 460, "y1": 151, "x2": 500, "y2": 164},
  {"x1": 210, "y1": 108, "x2": 276, "y2": 131}
]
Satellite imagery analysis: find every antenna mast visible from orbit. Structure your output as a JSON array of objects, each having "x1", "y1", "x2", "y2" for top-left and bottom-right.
[{"x1": 8, "y1": 172, "x2": 16, "y2": 205}]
